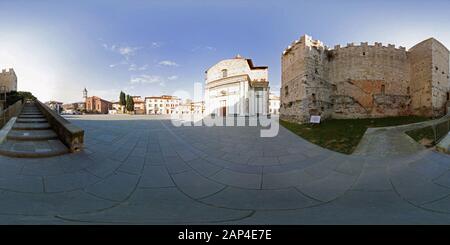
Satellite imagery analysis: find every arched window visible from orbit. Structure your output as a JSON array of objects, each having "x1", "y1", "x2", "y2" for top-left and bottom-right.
[
  {"x1": 381, "y1": 85, "x2": 385, "y2": 95},
  {"x1": 222, "y1": 69, "x2": 228, "y2": 78}
]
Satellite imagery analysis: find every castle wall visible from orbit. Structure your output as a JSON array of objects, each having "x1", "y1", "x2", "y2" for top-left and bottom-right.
[
  {"x1": 328, "y1": 44, "x2": 411, "y2": 118},
  {"x1": 281, "y1": 35, "x2": 450, "y2": 123}
]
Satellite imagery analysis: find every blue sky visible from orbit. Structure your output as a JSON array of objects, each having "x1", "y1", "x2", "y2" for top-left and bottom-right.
[{"x1": 0, "y1": 0, "x2": 449, "y2": 103}]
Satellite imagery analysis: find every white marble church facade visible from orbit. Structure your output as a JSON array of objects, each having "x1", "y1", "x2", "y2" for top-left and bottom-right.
[{"x1": 204, "y1": 55, "x2": 270, "y2": 117}]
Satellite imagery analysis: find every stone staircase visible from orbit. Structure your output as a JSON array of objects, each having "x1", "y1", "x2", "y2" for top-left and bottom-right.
[{"x1": 0, "y1": 102, "x2": 69, "y2": 157}]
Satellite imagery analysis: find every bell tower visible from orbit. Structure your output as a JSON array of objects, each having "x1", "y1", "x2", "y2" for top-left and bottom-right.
[{"x1": 83, "y1": 88, "x2": 88, "y2": 99}]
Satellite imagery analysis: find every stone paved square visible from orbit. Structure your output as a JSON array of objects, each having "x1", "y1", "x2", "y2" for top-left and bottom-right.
[{"x1": 0, "y1": 114, "x2": 448, "y2": 224}]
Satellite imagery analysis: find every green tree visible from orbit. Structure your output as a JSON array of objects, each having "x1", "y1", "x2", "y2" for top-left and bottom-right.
[
  {"x1": 126, "y1": 95, "x2": 134, "y2": 113},
  {"x1": 4, "y1": 91, "x2": 36, "y2": 108},
  {"x1": 130, "y1": 96, "x2": 135, "y2": 112},
  {"x1": 119, "y1": 91, "x2": 126, "y2": 113}
]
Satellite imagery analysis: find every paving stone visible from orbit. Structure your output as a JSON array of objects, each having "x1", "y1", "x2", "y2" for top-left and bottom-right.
[
  {"x1": 201, "y1": 187, "x2": 319, "y2": 210},
  {"x1": 164, "y1": 156, "x2": 191, "y2": 174},
  {"x1": 391, "y1": 169, "x2": 450, "y2": 205},
  {"x1": 176, "y1": 149, "x2": 199, "y2": 162},
  {"x1": 139, "y1": 165, "x2": 175, "y2": 188},
  {"x1": 277, "y1": 153, "x2": 307, "y2": 165},
  {"x1": 220, "y1": 152, "x2": 251, "y2": 164},
  {"x1": 85, "y1": 171, "x2": 139, "y2": 201},
  {"x1": 118, "y1": 156, "x2": 145, "y2": 175},
  {"x1": 334, "y1": 160, "x2": 364, "y2": 176},
  {"x1": 129, "y1": 147, "x2": 147, "y2": 157},
  {"x1": 212, "y1": 168, "x2": 262, "y2": 189},
  {"x1": 172, "y1": 170, "x2": 225, "y2": 199},
  {"x1": 186, "y1": 158, "x2": 223, "y2": 177},
  {"x1": 422, "y1": 195, "x2": 450, "y2": 213},
  {"x1": 351, "y1": 166, "x2": 392, "y2": 192},
  {"x1": 409, "y1": 159, "x2": 450, "y2": 180},
  {"x1": 144, "y1": 152, "x2": 164, "y2": 165},
  {"x1": 44, "y1": 171, "x2": 101, "y2": 193},
  {"x1": 297, "y1": 171, "x2": 357, "y2": 202},
  {"x1": 0, "y1": 190, "x2": 116, "y2": 216},
  {"x1": 58, "y1": 188, "x2": 252, "y2": 224},
  {"x1": 21, "y1": 161, "x2": 66, "y2": 176},
  {"x1": 85, "y1": 156, "x2": 123, "y2": 178},
  {"x1": 247, "y1": 156, "x2": 279, "y2": 166},
  {"x1": 433, "y1": 171, "x2": 450, "y2": 188},
  {"x1": 0, "y1": 176, "x2": 44, "y2": 193},
  {"x1": 262, "y1": 169, "x2": 315, "y2": 189}
]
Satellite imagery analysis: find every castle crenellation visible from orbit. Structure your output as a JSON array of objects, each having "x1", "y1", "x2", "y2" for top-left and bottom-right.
[
  {"x1": 280, "y1": 34, "x2": 450, "y2": 123},
  {"x1": 284, "y1": 35, "x2": 410, "y2": 54}
]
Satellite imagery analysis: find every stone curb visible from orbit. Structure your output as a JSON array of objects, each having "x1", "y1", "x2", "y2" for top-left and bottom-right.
[{"x1": 0, "y1": 117, "x2": 17, "y2": 144}]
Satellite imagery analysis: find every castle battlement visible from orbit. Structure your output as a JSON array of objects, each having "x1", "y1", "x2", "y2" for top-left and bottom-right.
[
  {"x1": 329, "y1": 41, "x2": 407, "y2": 53},
  {"x1": 283, "y1": 34, "x2": 325, "y2": 55},
  {"x1": 283, "y1": 35, "x2": 409, "y2": 55},
  {"x1": 0, "y1": 68, "x2": 15, "y2": 75}
]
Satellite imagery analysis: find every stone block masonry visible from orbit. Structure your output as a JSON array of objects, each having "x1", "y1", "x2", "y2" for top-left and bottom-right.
[{"x1": 281, "y1": 35, "x2": 450, "y2": 123}]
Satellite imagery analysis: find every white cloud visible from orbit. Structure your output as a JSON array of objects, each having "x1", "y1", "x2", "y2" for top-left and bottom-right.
[
  {"x1": 130, "y1": 74, "x2": 163, "y2": 84},
  {"x1": 128, "y1": 64, "x2": 149, "y2": 71},
  {"x1": 118, "y1": 46, "x2": 139, "y2": 57},
  {"x1": 109, "y1": 60, "x2": 128, "y2": 68},
  {"x1": 138, "y1": 64, "x2": 148, "y2": 71},
  {"x1": 191, "y1": 45, "x2": 217, "y2": 52},
  {"x1": 102, "y1": 43, "x2": 141, "y2": 60},
  {"x1": 151, "y1": 42, "x2": 162, "y2": 48},
  {"x1": 158, "y1": 60, "x2": 179, "y2": 67},
  {"x1": 167, "y1": 75, "x2": 178, "y2": 80}
]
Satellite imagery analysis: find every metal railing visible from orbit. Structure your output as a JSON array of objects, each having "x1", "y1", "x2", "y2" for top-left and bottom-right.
[{"x1": 0, "y1": 100, "x2": 23, "y2": 129}]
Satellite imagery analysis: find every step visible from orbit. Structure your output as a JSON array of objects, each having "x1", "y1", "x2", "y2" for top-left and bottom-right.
[
  {"x1": 22, "y1": 110, "x2": 41, "y2": 113},
  {"x1": 20, "y1": 112, "x2": 43, "y2": 115},
  {"x1": 0, "y1": 140, "x2": 68, "y2": 158},
  {"x1": 7, "y1": 130, "x2": 58, "y2": 141},
  {"x1": 13, "y1": 123, "x2": 51, "y2": 130},
  {"x1": 19, "y1": 115, "x2": 45, "y2": 119},
  {"x1": 16, "y1": 118, "x2": 48, "y2": 123}
]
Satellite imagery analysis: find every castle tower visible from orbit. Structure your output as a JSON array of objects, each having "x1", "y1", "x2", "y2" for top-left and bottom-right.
[
  {"x1": 409, "y1": 38, "x2": 450, "y2": 117},
  {"x1": 280, "y1": 35, "x2": 333, "y2": 123},
  {"x1": 0, "y1": 68, "x2": 17, "y2": 92}
]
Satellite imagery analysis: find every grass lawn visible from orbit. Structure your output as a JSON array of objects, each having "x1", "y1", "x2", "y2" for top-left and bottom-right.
[
  {"x1": 406, "y1": 119, "x2": 450, "y2": 147},
  {"x1": 280, "y1": 116, "x2": 430, "y2": 154},
  {"x1": 405, "y1": 126, "x2": 435, "y2": 147}
]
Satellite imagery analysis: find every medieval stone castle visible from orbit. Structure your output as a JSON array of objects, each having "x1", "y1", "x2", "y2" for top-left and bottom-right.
[
  {"x1": 280, "y1": 35, "x2": 450, "y2": 123},
  {"x1": 0, "y1": 68, "x2": 17, "y2": 92}
]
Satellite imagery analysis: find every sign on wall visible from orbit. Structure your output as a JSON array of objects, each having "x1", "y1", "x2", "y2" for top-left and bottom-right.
[{"x1": 310, "y1": 115, "x2": 321, "y2": 124}]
